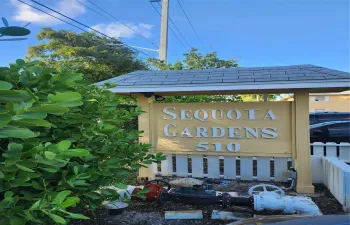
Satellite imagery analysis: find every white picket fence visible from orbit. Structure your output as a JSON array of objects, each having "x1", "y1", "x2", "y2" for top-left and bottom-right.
[
  {"x1": 157, "y1": 155, "x2": 293, "y2": 182},
  {"x1": 322, "y1": 157, "x2": 350, "y2": 212},
  {"x1": 154, "y1": 142, "x2": 350, "y2": 183}
]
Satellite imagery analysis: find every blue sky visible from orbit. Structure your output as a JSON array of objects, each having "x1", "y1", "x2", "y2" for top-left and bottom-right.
[{"x1": 1, "y1": 0, "x2": 349, "y2": 71}]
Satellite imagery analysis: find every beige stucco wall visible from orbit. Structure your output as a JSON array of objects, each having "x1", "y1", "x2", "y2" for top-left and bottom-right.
[
  {"x1": 310, "y1": 94, "x2": 350, "y2": 112},
  {"x1": 278, "y1": 92, "x2": 350, "y2": 112}
]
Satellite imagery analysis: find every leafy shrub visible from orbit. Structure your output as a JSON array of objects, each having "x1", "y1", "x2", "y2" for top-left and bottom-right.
[{"x1": 0, "y1": 60, "x2": 164, "y2": 224}]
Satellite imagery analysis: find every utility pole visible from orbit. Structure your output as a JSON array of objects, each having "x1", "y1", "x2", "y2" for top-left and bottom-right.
[{"x1": 159, "y1": 0, "x2": 169, "y2": 63}]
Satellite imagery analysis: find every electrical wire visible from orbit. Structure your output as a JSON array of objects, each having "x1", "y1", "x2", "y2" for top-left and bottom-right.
[
  {"x1": 149, "y1": 2, "x2": 187, "y2": 50},
  {"x1": 176, "y1": 0, "x2": 205, "y2": 49},
  {"x1": 156, "y1": 1, "x2": 191, "y2": 49},
  {"x1": 18, "y1": 0, "x2": 87, "y2": 33},
  {"x1": 18, "y1": 0, "x2": 151, "y2": 62},
  {"x1": 26, "y1": 0, "x2": 153, "y2": 58},
  {"x1": 80, "y1": 0, "x2": 159, "y2": 49}
]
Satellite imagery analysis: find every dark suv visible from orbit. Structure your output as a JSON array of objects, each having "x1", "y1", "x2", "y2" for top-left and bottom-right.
[
  {"x1": 310, "y1": 121, "x2": 350, "y2": 143},
  {"x1": 309, "y1": 112, "x2": 350, "y2": 125}
]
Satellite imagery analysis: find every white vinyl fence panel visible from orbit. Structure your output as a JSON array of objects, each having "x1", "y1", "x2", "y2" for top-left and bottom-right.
[
  {"x1": 311, "y1": 142, "x2": 350, "y2": 183},
  {"x1": 322, "y1": 157, "x2": 350, "y2": 212}
]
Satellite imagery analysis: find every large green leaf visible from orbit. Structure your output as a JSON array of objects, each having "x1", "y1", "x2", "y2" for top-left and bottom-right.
[
  {"x1": 44, "y1": 151, "x2": 56, "y2": 160},
  {"x1": 49, "y1": 214, "x2": 66, "y2": 224},
  {"x1": 28, "y1": 105, "x2": 69, "y2": 114},
  {"x1": 67, "y1": 212, "x2": 89, "y2": 220},
  {"x1": 12, "y1": 112, "x2": 47, "y2": 120},
  {"x1": 64, "y1": 149, "x2": 89, "y2": 157},
  {"x1": 57, "y1": 140, "x2": 71, "y2": 152},
  {"x1": 16, "y1": 164, "x2": 34, "y2": 172},
  {"x1": 48, "y1": 92, "x2": 81, "y2": 103},
  {"x1": 54, "y1": 190, "x2": 72, "y2": 204},
  {"x1": 10, "y1": 119, "x2": 51, "y2": 127},
  {"x1": 0, "y1": 113, "x2": 11, "y2": 128},
  {"x1": 8, "y1": 143, "x2": 23, "y2": 152},
  {"x1": 0, "y1": 90, "x2": 32, "y2": 102},
  {"x1": 84, "y1": 192, "x2": 100, "y2": 200},
  {"x1": 0, "y1": 171, "x2": 4, "y2": 178},
  {"x1": 0, "y1": 127, "x2": 34, "y2": 138},
  {"x1": 0, "y1": 81, "x2": 12, "y2": 90},
  {"x1": 29, "y1": 200, "x2": 41, "y2": 209},
  {"x1": 60, "y1": 197, "x2": 80, "y2": 208},
  {"x1": 56, "y1": 100, "x2": 83, "y2": 107}
]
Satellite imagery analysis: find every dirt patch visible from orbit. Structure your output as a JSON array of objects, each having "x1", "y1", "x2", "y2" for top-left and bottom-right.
[
  {"x1": 311, "y1": 184, "x2": 344, "y2": 215},
  {"x1": 70, "y1": 180, "x2": 345, "y2": 225}
]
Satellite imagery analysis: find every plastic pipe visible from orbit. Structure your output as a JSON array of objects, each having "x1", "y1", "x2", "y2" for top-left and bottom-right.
[{"x1": 253, "y1": 194, "x2": 322, "y2": 215}]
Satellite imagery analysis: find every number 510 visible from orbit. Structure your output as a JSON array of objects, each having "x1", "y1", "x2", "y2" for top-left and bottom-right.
[{"x1": 196, "y1": 142, "x2": 240, "y2": 152}]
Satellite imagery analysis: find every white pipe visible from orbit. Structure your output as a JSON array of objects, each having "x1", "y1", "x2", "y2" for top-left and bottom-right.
[{"x1": 254, "y1": 194, "x2": 322, "y2": 215}]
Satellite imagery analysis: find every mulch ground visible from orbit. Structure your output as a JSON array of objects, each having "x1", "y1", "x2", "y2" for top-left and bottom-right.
[{"x1": 70, "y1": 179, "x2": 345, "y2": 225}]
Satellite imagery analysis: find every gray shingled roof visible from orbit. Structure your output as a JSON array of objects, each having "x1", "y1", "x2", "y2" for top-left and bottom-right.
[{"x1": 96, "y1": 64, "x2": 350, "y2": 93}]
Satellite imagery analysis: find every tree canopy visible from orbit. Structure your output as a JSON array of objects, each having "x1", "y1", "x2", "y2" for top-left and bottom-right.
[
  {"x1": 26, "y1": 28, "x2": 147, "y2": 82},
  {"x1": 148, "y1": 48, "x2": 242, "y2": 103},
  {"x1": 148, "y1": 48, "x2": 238, "y2": 70}
]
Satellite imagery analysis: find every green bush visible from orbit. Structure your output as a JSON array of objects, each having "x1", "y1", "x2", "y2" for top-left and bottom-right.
[{"x1": 0, "y1": 60, "x2": 164, "y2": 224}]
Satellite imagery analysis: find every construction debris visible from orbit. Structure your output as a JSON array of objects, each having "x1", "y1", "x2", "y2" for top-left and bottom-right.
[
  {"x1": 169, "y1": 178, "x2": 203, "y2": 187},
  {"x1": 164, "y1": 210, "x2": 204, "y2": 220},
  {"x1": 211, "y1": 210, "x2": 245, "y2": 221}
]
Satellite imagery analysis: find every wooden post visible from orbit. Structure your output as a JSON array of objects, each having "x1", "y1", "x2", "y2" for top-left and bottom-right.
[
  {"x1": 137, "y1": 95, "x2": 154, "y2": 178},
  {"x1": 294, "y1": 91, "x2": 315, "y2": 193}
]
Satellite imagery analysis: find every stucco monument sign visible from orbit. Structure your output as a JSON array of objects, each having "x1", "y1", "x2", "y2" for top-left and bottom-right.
[
  {"x1": 98, "y1": 64, "x2": 350, "y2": 193},
  {"x1": 156, "y1": 102, "x2": 292, "y2": 156}
]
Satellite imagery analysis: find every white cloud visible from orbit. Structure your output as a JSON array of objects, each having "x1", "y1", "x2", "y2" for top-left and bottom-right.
[
  {"x1": 10, "y1": 0, "x2": 85, "y2": 25},
  {"x1": 92, "y1": 22, "x2": 154, "y2": 39}
]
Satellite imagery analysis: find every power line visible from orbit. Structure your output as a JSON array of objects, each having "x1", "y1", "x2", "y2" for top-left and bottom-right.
[
  {"x1": 17, "y1": 1, "x2": 150, "y2": 61},
  {"x1": 156, "y1": 1, "x2": 191, "y2": 49},
  {"x1": 27, "y1": 0, "x2": 153, "y2": 58},
  {"x1": 149, "y1": 2, "x2": 187, "y2": 50},
  {"x1": 176, "y1": 0, "x2": 205, "y2": 49},
  {"x1": 80, "y1": 0, "x2": 159, "y2": 49},
  {"x1": 18, "y1": 0, "x2": 86, "y2": 33}
]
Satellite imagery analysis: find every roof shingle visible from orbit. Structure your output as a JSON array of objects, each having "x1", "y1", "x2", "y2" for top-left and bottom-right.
[{"x1": 96, "y1": 64, "x2": 350, "y2": 93}]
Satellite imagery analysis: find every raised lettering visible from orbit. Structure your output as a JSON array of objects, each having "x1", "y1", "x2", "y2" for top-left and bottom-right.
[
  {"x1": 227, "y1": 143, "x2": 240, "y2": 152},
  {"x1": 227, "y1": 110, "x2": 241, "y2": 120},
  {"x1": 212, "y1": 127, "x2": 225, "y2": 138},
  {"x1": 181, "y1": 127, "x2": 193, "y2": 137},
  {"x1": 212, "y1": 109, "x2": 223, "y2": 120},
  {"x1": 180, "y1": 110, "x2": 192, "y2": 120},
  {"x1": 213, "y1": 142, "x2": 223, "y2": 152},
  {"x1": 245, "y1": 127, "x2": 259, "y2": 138},
  {"x1": 196, "y1": 127, "x2": 208, "y2": 138},
  {"x1": 228, "y1": 127, "x2": 242, "y2": 139},
  {"x1": 162, "y1": 107, "x2": 177, "y2": 120},
  {"x1": 164, "y1": 124, "x2": 176, "y2": 137},
  {"x1": 196, "y1": 142, "x2": 209, "y2": 152},
  {"x1": 261, "y1": 127, "x2": 278, "y2": 138},
  {"x1": 263, "y1": 110, "x2": 276, "y2": 120},
  {"x1": 244, "y1": 109, "x2": 258, "y2": 120},
  {"x1": 194, "y1": 110, "x2": 209, "y2": 122}
]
